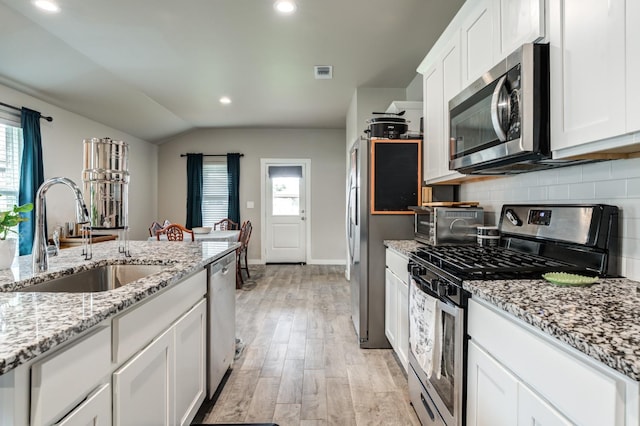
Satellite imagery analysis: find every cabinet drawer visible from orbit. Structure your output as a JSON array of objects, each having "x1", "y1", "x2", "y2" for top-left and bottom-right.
[
  {"x1": 31, "y1": 326, "x2": 111, "y2": 426},
  {"x1": 113, "y1": 269, "x2": 206, "y2": 364},
  {"x1": 56, "y1": 383, "x2": 111, "y2": 426},
  {"x1": 468, "y1": 299, "x2": 625, "y2": 426},
  {"x1": 386, "y1": 248, "x2": 409, "y2": 282}
]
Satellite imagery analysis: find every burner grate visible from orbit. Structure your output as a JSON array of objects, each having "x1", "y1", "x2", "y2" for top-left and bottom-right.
[{"x1": 414, "y1": 245, "x2": 582, "y2": 276}]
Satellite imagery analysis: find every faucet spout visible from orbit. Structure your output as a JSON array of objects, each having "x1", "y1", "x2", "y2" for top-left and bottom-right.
[{"x1": 32, "y1": 177, "x2": 89, "y2": 273}]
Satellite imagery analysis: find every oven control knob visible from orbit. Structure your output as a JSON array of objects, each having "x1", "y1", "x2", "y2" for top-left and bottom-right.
[{"x1": 437, "y1": 282, "x2": 448, "y2": 297}]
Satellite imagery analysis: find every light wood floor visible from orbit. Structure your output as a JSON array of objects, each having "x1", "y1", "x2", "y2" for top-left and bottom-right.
[{"x1": 198, "y1": 264, "x2": 420, "y2": 426}]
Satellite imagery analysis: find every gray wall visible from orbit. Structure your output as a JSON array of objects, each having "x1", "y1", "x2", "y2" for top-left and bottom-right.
[
  {"x1": 158, "y1": 128, "x2": 346, "y2": 264},
  {"x1": 0, "y1": 83, "x2": 158, "y2": 242}
]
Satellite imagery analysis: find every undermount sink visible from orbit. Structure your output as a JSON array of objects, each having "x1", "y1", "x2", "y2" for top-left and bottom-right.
[{"x1": 18, "y1": 264, "x2": 167, "y2": 293}]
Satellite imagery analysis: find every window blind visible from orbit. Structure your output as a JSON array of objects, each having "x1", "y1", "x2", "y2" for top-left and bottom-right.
[
  {"x1": 202, "y1": 161, "x2": 229, "y2": 227},
  {"x1": 0, "y1": 121, "x2": 23, "y2": 239}
]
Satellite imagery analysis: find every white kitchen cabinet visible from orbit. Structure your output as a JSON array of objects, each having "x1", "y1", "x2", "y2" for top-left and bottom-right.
[
  {"x1": 627, "y1": 0, "x2": 640, "y2": 134},
  {"x1": 467, "y1": 340, "x2": 518, "y2": 426},
  {"x1": 493, "y1": 0, "x2": 544, "y2": 60},
  {"x1": 517, "y1": 382, "x2": 573, "y2": 426},
  {"x1": 31, "y1": 326, "x2": 111, "y2": 426},
  {"x1": 56, "y1": 383, "x2": 111, "y2": 426},
  {"x1": 384, "y1": 248, "x2": 409, "y2": 371},
  {"x1": 468, "y1": 298, "x2": 639, "y2": 425},
  {"x1": 174, "y1": 299, "x2": 207, "y2": 426},
  {"x1": 549, "y1": 0, "x2": 627, "y2": 154},
  {"x1": 468, "y1": 340, "x2": 572, "y2": 426},
  {"x1": 396, "y1": 275, "x2": 409, "y2": 370},
  {"x1": 113, "y1": 326, "x2": 175, "y2": 426},
  {"x1": 384, "y1": 268, "x2": 398, "y2": 349},
  {"x1": 460, "y1": 0, "x2": 495, "y2": 87}
]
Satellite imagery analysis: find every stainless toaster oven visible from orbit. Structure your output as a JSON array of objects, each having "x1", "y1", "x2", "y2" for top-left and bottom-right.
[{"x1": 410, "y1": 206, "x2": 484, "y2": 246}]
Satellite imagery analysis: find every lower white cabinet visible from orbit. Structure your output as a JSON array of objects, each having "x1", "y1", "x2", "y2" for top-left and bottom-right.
[
  {"x1": 113, "y1": 326, "x2": 174, "y2": 426},
  {"x1": 467, "y1": 341, "x2": 571, "y2": 426},
  {"x1": 174, "y1": 299, "x2": 207, "y2": 426},
  {"x1": 384, "y1": 248, "x2": 409, "y2": 371},
  {"x1": 468, "y1": 298, "x2": 639, "y2": 426},
  {"x1": 113, "y1": 282, "x2": 207, "y2": 426},
  {"x1": 56, "y1": 383, "x2": 111, "y2": 426}
]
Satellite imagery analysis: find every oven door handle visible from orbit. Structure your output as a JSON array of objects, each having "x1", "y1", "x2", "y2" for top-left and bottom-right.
[{"x1": 490, "y1": 74, "x2": 509, "y2": 142}]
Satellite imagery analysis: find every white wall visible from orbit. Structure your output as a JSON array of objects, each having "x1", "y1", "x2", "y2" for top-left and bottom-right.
[
  {"x1": 0, "y1": 83, "x2": 158, "y2": 242},
  {"x1": 459, "y1": 158, "x2": 640, "y2": 280},
  {"x1": 157, "y1": 127, "x2": 346, "y2": 264}
]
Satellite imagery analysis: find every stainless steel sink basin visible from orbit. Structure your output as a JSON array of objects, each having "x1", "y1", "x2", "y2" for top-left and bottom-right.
[{"x1": 18, "y1": 264, "x2": 167, "y2": 293}]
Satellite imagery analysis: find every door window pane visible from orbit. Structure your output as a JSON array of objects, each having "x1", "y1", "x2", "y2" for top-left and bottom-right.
[{"x1": 272, "y1": 177, "x2": 299, "y2": 216}]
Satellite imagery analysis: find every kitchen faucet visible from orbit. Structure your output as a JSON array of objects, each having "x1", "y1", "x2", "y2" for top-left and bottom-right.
[{"x1": 32, "y1": 177, "x2": 90, "y2": 273}]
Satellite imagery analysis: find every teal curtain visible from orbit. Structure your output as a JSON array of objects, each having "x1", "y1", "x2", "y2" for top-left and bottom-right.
[
  {"x1": 185, "y1": 153, "x2": 203, "y2": 229},
  {"x1": 18, "y1": 108, "x2": 44, "y2": 255},
  {"x1": 227, "y1": 153, "x2": 240, "y2": 224}
]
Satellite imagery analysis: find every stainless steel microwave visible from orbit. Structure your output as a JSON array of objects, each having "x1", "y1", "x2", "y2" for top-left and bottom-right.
[{"x1": 448, "y1": 43, "x2": 551, "y2": 174}]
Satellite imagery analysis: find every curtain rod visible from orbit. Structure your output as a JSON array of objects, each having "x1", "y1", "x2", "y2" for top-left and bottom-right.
[
  {"x1": 180, "y1": 153, "x2": 244, "y2": 158},
  {"x1": 0, "y1": 101, "x2": 53, "y2": 122}
]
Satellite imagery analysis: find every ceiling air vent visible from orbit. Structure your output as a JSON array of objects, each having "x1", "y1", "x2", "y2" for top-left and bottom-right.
[{"x1": 314, "y1": 65, "x2": 333, "y2": 80}]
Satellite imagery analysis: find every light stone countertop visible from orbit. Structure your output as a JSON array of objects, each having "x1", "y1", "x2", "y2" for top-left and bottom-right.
[
  {"x1": 0, "y1": 240, "x2": 239, "y2": 376},
  {"x1": 384, "y1": 239, "x2": 640, "y2": 381},
  {"x1": 464, "y1": 277, "x2": 640, "y2": 381}
]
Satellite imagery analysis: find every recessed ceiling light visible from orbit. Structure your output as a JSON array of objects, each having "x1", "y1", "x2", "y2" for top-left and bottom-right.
[
  {"x1": 219, "y1": 96, "x2": 232, "y2": 105},
  {"x1": 274, "y1": 0, "x2": 296, "y2": 14},
  {"x1": 33, "y1": 0, "x2": 60, "y2": 13}
]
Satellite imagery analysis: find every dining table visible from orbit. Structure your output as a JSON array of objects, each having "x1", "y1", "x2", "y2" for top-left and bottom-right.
[{"x1": 148, "y1": 229, "x2": 240, "y2": 243}]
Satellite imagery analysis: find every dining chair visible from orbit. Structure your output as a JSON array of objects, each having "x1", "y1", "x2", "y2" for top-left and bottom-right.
[
  {"x1": 236, "y1": 220, "x2": 252, "y2": 287},
  {"x1": 214, "y1": 218, "x2": 239, "y2": 231},
  {"x1": 156, "y1": 223, "x2": 195, "y2": 241},
  {"x1": 148, "y1": 221, "x2": 163, "y2": 237}
]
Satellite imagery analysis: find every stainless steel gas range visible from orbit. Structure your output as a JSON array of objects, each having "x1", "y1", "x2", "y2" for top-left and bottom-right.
[{"x1": 407, "y1": 204, "x2": 619, "y2": 426}]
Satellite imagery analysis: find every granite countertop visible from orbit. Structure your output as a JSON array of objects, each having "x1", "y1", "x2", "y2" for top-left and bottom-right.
[
  {"x1": 464, "y1": 278, "x2": 640, "y2": 381},
  {"x1": 384, "y1": 240, "x2": 422, "y2": 257},
  {"x1": 0, "y1": 240, "x2": 239, "y2": 376}
]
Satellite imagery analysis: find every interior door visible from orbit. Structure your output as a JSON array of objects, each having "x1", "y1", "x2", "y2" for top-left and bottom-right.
[{"x1": 264, "y1": 160, "x2": 308, "y2": 263}]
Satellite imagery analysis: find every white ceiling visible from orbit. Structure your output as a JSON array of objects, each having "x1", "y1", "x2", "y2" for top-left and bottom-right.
[{"x1": 0, "y1": 0, "x2": 464, "y2": 143}]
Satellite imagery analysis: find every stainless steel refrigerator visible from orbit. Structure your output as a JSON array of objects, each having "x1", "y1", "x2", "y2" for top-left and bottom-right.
[{"x1": 347, "y1": 138, "x2": 418, "y2": 349}]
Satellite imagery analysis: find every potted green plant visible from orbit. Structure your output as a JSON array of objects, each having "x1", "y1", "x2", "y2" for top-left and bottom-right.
[{"x1": 0, "y1": 199, "x2": 34, "y2": 269}]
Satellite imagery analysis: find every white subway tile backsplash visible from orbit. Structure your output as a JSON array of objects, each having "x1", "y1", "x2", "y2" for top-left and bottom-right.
[
  {"x1": 580, "y1": 161, "x2": 611, "y2": 182},
  {"x1": 594, "y1": 179, "x2": 627, "y2": 199},
  {"x1": 548, "y1": 184, "x2": 569, "y2": 200},
  {"x1": 627, "y1": 178, "x2": 640, "y2": 197},
  {"x1": 556, "y1": 164, "x2": 583, "y2": 184},
  {"x1": 459, "y1": 158, "x2": 640, "y2": 280},
  {"x1": 610, "y1": 158, "x2": 640, "y2": 179},
  {"x1": 568, "y1": 182, "x2": 595, "y2": 199}
]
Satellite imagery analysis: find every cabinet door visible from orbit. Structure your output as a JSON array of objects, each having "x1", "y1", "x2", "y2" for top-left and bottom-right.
[
  {"x1": 441, "y1": 35, "x2": 466, "y2": 182},
  {"x1": 396, "y1": 277, "x2": 409, "y2": 372},
  {"x1": 467, "y1": 341, "x2": 518, "y2": 426},
  {"x1": 549, "y1": 0, "x2": 626, "y2": 151},
  {"x1": 175, "y1": 300, "x2": 206, "y2": 426},
  {"x1": 627, "y1": 0, "x2": 640, "y2": 133},
  {"x1": 518, "y1": 384, "x2": 573, "y2": 426},
  {"x1": 56, "y1": 384, "x2": 111, "y2": 426},
  {"x1": 423, "y1": 64, "x2": 444, "y2": 182},
  {"x1": 461, "y1": 0, "x2": 495, "y2": 86},
  {"x1": 113, "y1": 327, "x2": 174, "y2": 426},
  {"x1": 494, "y1": 0, "x2": 544, "y2": 59},
  {"x1": 384, "y1": 268, "x2": 397, "y2": 348}
]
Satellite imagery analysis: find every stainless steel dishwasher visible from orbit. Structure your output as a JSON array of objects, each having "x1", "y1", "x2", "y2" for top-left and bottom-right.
[{"x1": 207, "y1": 251, "x2": 236, "y2": 398}]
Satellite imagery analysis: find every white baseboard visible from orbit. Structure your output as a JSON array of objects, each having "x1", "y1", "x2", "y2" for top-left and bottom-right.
[{"x1": 248, "y1": 259, "x2": 346, "y2": 266}]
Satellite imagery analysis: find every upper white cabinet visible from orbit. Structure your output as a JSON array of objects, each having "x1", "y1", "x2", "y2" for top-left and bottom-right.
[
  {"x1": 549, "y1": 0, "x2": 627, "y2": 154},
  {"x1": 626, "y1": 0, "x2": 640, "y2": 134},
  {"x1": 419, "y1": 0, "x2": 545, "y2": 183},
  {"x1": 493, "y1": 0, "x2": 545, "y2": 60},
  {"x1": 461, "y1": 0, "x2": 496, "y2": 86}
]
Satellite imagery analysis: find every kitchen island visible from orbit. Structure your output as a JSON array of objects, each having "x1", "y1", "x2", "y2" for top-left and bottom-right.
[{"x1": 0, "y1": 240, "x2": 239, "y2": 425}]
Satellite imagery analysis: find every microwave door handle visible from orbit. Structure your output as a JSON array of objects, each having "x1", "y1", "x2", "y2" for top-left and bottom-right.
[{"x1": 490, "y1": 75, "x2": 508, "y2": 142}]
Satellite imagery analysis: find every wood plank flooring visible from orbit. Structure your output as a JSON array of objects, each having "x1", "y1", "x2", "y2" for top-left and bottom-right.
[{"x1": 198, "y1": 264, "x2": 420, "y2": 426}]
